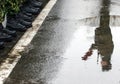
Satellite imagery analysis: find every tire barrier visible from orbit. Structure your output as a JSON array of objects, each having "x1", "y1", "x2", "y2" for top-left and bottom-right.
[{"x1": 0, "y1": 0, "x2": 49, "y2": 50}]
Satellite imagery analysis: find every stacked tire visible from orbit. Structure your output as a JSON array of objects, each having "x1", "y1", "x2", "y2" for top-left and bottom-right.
[{"x1": 0, "y1": 0, "x2": 49, "y2": 49}]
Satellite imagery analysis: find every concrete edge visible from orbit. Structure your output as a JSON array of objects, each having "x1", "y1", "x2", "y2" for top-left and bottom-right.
[{"x1": 0, "y1": 0, "x2": 57, "y2": 84}]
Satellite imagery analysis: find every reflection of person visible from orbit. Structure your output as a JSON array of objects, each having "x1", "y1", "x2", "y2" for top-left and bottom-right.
[
  {"x1": 82, "y1": 27, "x2": 114, "y2": 71},
  {"x1": 82, "y1": 0, "x2": 114, "y2": 72}
]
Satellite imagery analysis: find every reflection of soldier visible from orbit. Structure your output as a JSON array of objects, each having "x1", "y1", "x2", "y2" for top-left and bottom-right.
[
  {"x1": 82, "y1": 27, "x2": 114, "y2": 71},
  {"x1": 82, "y1": 0, "x2": 114, "y2": 71}
]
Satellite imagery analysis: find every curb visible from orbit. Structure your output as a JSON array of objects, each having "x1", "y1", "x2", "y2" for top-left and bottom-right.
[{"x1": 0, "y1": 0, "x2": 57, "y2": 83}]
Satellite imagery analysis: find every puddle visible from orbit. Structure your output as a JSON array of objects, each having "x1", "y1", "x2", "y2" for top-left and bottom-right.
[
  {"x1": 51, "y1": 0, "x2": 120, "y2": 84},
  {"x1": 51, "y1": 26, "x2": 120, "y2": 84}
]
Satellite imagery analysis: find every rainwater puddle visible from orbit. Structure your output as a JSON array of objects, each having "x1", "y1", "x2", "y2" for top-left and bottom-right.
[
  {"x1": 51, "y1": 26, "x2": 120, "y2": 84},
  {"x1": 50, "y1": 0, "x2": 120, "y2": 84}
]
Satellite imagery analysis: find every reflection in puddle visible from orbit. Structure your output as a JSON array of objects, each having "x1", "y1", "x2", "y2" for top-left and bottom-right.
[
  {"x1": 51, "y1": 0, "x2": 120, "y2": 84},
  {"x1": 52, "y1": 27, "x2": 120, "y2": 84},
  {"x1": 82, "y1": 0, "x2": 114, "y2": 72},
  {"x1": 82, "y1": 27, "x2": 114, "y2": 72}
]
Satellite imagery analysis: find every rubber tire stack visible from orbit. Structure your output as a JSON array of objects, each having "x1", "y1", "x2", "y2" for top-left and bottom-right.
[{"x1": 0, "y1": 0, "x2": 49, "y2": 49}]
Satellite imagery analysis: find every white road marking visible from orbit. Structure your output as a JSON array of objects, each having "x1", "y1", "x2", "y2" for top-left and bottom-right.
[{"x1": 0, "y1": 0, "x2": 57, "y2": 84}]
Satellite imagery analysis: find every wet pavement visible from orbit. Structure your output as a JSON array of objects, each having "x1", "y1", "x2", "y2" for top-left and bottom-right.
[{"x1": 4, "y1": 0, "x2": 120, "y2": 84}]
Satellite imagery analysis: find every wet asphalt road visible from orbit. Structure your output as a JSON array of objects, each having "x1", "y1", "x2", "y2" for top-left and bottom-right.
[{"x1": 4, "y1": 0, "x2": 120, "y2": 84}]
